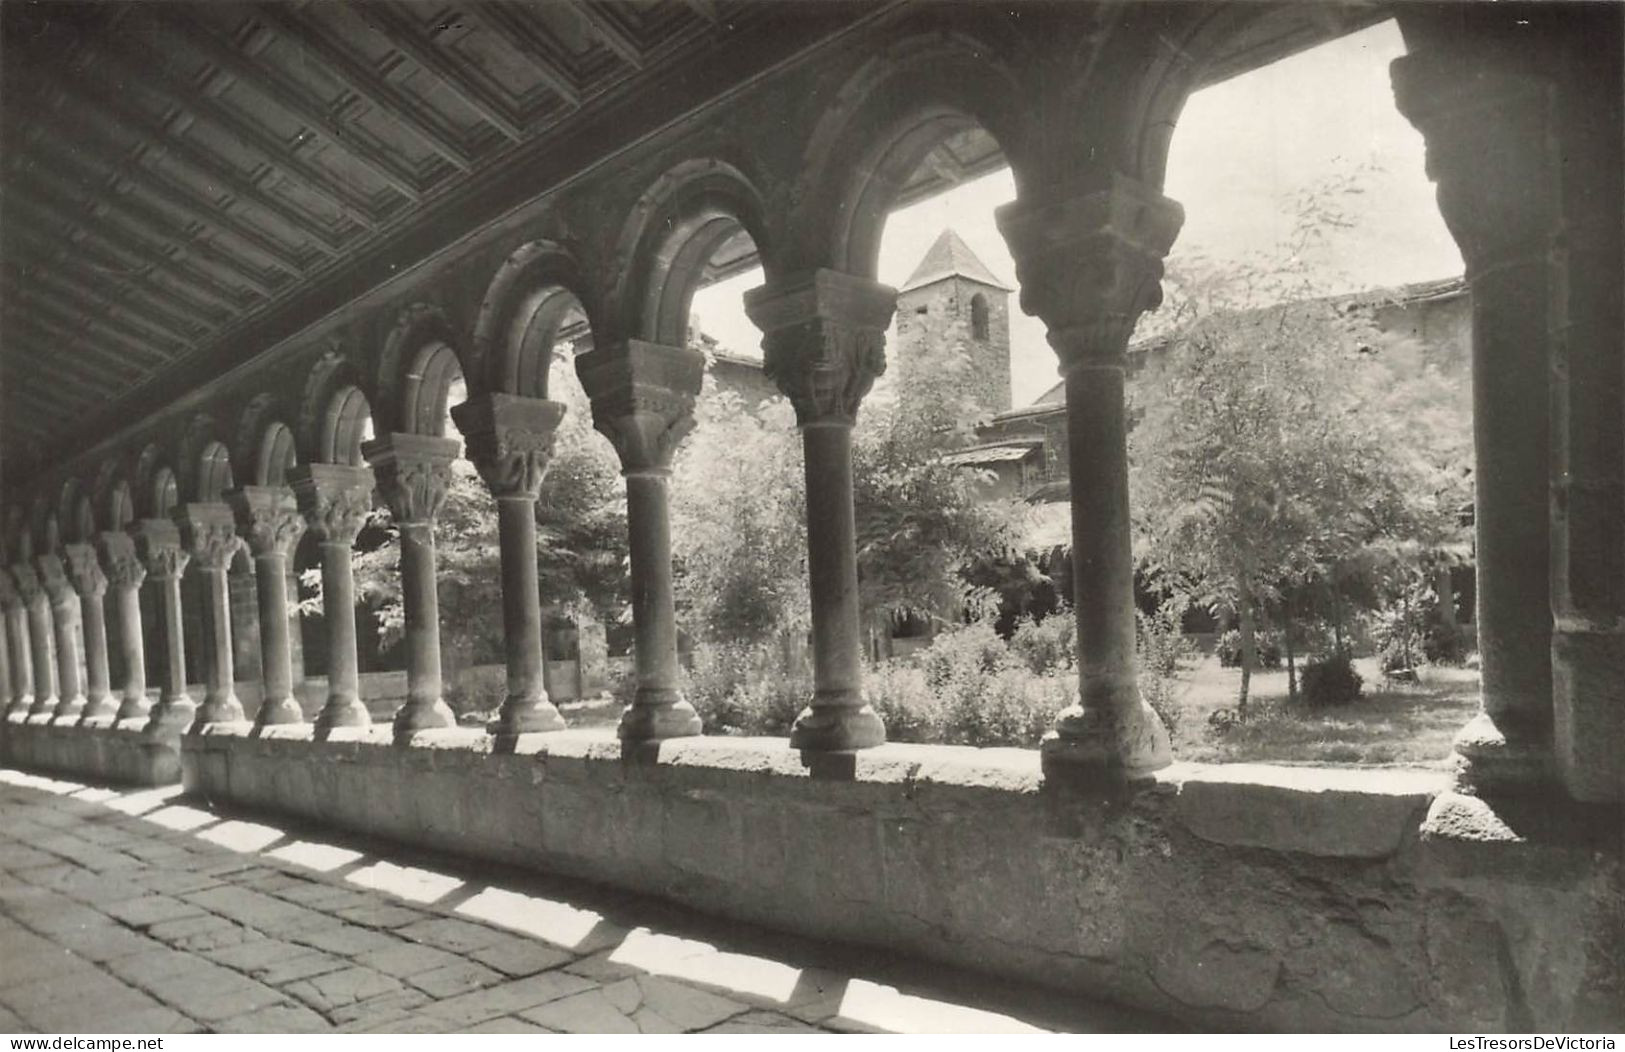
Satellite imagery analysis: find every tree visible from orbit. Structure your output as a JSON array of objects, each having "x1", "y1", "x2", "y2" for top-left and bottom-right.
[{"x1": 1130, "y1": 169, "x2": 1465, "y2": 710}]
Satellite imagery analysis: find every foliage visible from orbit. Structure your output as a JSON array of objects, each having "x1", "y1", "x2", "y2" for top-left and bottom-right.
[
  {"x1": 1137, "y1": 596, "x2": 1197, "y2": 737},
  {"x1": 670, "y1": 380, "x2": 809, "y2": 647},
  {"x1": 1216, "y1": 629, "x2": 1282, "y2": 670},
  {"x1": 1301, "y1": 652, "x2": 1364, "y2": 707},
  {"x1": 683, "y1": 639, "x2": 808, "y2": 737},
  {"x1": 1009, "y1": 609, "x2": 1075, "y2": 676},
  {"x1": 1131, "y1": 168, "x2": 1469, "y2": 710}
]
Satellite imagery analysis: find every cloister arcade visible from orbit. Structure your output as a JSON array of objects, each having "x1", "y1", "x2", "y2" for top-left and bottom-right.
[{"x1": 0, "y1": 1, "x2": 1619, "y2": 1031}]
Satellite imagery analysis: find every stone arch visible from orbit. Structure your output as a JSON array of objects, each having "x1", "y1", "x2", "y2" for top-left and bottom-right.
[
  {"x1": 132, "y1": 443, "x2": 169, "y2": 519},
  {"x1": 58, "y1": 478, "x2": 94, "y2": 543},
  {"x1": 608, "y1": 158, "x2": 774, "y2": 346},
  {"x1": 176, "y1": 413, "x2": 236, "y2": 504},
  {"x1": 30, "y1": 497, "x2": 58, "y2": 555},
  {"x1": 3, "y1": 506, "x2": 26, "y2": 562},
  {"x1": 375, "y1": 303, "x2": 469, "y2": 435},
  {"x1": 787, "y1": 30, "x2": 1030, "y2": 278},
  {"x1": 470, "y1": 239, "x2": 598, "y2": 399},
  {"x1": 104, "y1": 478, "x2": 135, "y2": 531},
  {"x1": 235, "y1": 395, "x2": 300, "y2": 487},
  {"x1": 297, "y1": 349, "x2": 373, "y2": 466},
  {"x1": 151, "y1": 467, "x2": 179, "y2": 518}
]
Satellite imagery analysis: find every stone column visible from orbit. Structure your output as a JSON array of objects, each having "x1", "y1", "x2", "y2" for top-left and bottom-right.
[
  {"x1": 64, "y1": 543, "x2": 113, "y2": 722},
  {"x1": 452, "y1": 393, "x2": 568, "y2": 737},
  {"x1": 745, "y1": 272, "x2": 894, "y2": 751},
  {"x1": 1393, "y1": 39, "x2": 1562, "y2": 792},
  {"x1": 37, "y1": 554, "x2": 87, "y2": 724},
  {"x1": 995, "y1": 175, "x2": 1183, "y2": 782},
  {"x1": 14, "y1": 564, "x2": 57, "y2": 720},
  {"x1": 576, "y1": 343, "x2": 705, "y2": 742},
  {"x1": 98, "y1": 532, "x2": 149, "y2": 721},
  {"x1": 0, "y1": 573, "x2": 29, "y2": 719},
  {"x1": 289, "y1": 464, "x2": 375, "y2": 732},
  {"x1": 1548, "y1": 15, "x2": 1624, "y2": 803},
  {"x1": 132, "y1": 519, "x2": 194, "y2": 734},
  {"x1": 175, "y1": 503, "x2": 244, "y2": 728},
  {"x1": 364, "y1": 432, "x2": 461, "y2": 737},
  {"x1": 229, "y1": 487, "x2": 305, "y2": 728}
]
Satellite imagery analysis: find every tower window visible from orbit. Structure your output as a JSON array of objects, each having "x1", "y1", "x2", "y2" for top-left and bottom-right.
[{"x1": 970, "y1": 293, "x2": 990, "y2": 341}]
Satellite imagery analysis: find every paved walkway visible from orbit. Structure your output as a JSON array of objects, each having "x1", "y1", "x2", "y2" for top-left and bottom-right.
[{"x1": 0, "y1": 767, "x2": 1165, "y2": 1034}]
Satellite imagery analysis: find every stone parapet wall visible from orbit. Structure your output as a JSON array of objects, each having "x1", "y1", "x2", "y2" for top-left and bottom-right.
[{"x1": 179, "y1": 728, "x2": 1623, "y2": 1032}]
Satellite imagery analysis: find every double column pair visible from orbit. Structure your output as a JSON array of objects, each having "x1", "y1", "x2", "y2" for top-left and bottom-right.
[{"x1": 1393, "y1": 7, "x2": 1623, "y2": 803}]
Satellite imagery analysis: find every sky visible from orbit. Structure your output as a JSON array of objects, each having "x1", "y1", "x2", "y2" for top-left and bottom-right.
[{"x1": 691, "y1": 18, "x2": 1464, "y2": 409}]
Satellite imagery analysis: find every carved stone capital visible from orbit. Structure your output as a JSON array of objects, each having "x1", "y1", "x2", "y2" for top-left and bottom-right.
[
  {"x1": 995, "y1": 174, "x2": 1184, "y2": 371},
  {"x1": 744, "y1": 270, "x2": 895, "y2": 427},
  {"x1": 227, "y1": 486, "x2": 305, "y2": 559},
  {"x1": 174, "y1": 502, "x2": 239, "y2": 571},
  {"x1": 363, "y1": 432, "x2": 461, "y2": 524},
  {"x1": 289, "y1": 463, "x2": 376, "y2": 545},
  {"x1": 64, "y1": 543, "x2": 107, "y2": 599},
  {"x1": 9, "y1": 562, "x2": 45, "y2": 606},
  {"x1": 1391, "y1": 52, "x2": 1558, "y2": 271},
  {"x1": 34, "y1": 554, "x2": 74, "y2": 605},
  {"x1": 132, "y1": 519, "x2": 189, "y2": 580},
  {"x1": 451, "y1": 393, "x2": 565, "y2": 499},
  {"x1": 97, "y1": 532, "x2": 147, "y2": 592},
  {"x1": 575, "y1": 341, "x2": 702, "y2": 474}
]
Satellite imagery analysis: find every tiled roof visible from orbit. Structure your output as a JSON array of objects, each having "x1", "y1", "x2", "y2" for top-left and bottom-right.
[{"x1": 899, "y1": 229, "x2": 1014, "y2": 293}]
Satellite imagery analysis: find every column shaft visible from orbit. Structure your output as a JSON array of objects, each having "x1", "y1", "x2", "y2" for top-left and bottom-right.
[
  {"x1": 395, "y1": 521, "x2": 454, "y2": 733},
  {"x1": 798, "y1": 424, "x2": 871, "y2": 725},
  {"x1": 25, "y1": 594, "x2": 58, "y2": 719},
  {"x1": 195, "y1": 564, "x2": 242, "y2": 725},
  {"x1": 252, "y1": 552, "x2": 300, "y2": 726},
  {"x1": 625, "y1": 473, "x2": 686, "y2": 705},
  {"x1": 493, "y1": 494, "x2": 561, "y2": 733},
  {"x1": 317, "y1": 540, "x2": 367, "y2": 730},
  {"x1": 48, "y1": 591, "x2": 86, "y2": 723},
  {"x1": 78, "y1": 592, "x2": 112, "y2": 722},
  {"x1": 113, "y1": 584, "x2": 148, "y2": 720},
  {"x1": 3, "y1": 607, "x2": 29, "y2": 718},
  {"x1": 146, "y1": 570, "x2": 195, "y2": 733}
]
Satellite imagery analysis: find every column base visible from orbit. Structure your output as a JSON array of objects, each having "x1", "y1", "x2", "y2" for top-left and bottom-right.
[
  {"x1": 1553, "y1": 626, "x2": 1625, "y2": 803},
  {"x1": 143, "y1": 695, "x2": 197, "y2": 736},
  {"x1": 489, "y1": 693, "x2": 566, "y2": 737},
  {"x1": 193, "y1": 693, "x2": 246, "y2": 728},
  {"x1": 1453, "y1": 709, "x2": 1555, "y2": 795},
  {"x1": 1040, "y1": 695, "x2": 1171, "y2": 785},
  {"x1": 114, "y1": 695, "x2": 151, "y2": 723},
  {"x1": 5, "y1": 697, "x2": 33, "y2": 721},
  {"x1": 618, "y1": 690, "x2": 702, "y2": 742},
  {"x1": 26, "y1": 698, "x2": 57, "y2": 720},
  {"x1": 77, "y1": 694, "x2": 117, "y2": 725},
  {"x1": 393, "y1": 697, "x2": 456, "y2": 738},
  {"x1": 49, "y1": 695, "x2": 88, "y2": 725},
  {"x1": 252, "y1": 695, "x2": 305, "y2": 731},
  {"x1": 314, "y1": 696, "x2": 371, "y2": 734},
  {"x1": 789, "y1": 698, "x2": 885, "y2": 752}
]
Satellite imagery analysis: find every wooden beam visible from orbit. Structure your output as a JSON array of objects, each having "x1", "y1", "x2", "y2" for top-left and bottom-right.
[
  {"x1": 365, "y1": 5, "x2": 527, "y2": 142},
  {"x1": 562, "y1": 1, "x2": 645, "y2": 69},
  {"x1": 2, "y1": 327, "x2": 140, "y2": 389},
  {"x1": 457, "y1": 4, "x2": 582, "y2": 109},
  {"x1": 21, "y1": 134, "x2": 288, "y2": 296},
  {"x1": 257, "y1": 5, "x2": 475, "y2": 173},
  {"x1": 0, "y1": 276, "x2": 178, "y2": 366},
  {"x1": 676, "y1": 0, "x2": 719, "y2": 22},
  {"x1": 55, "y1": 69, "x2": 344, "y2": 257},
  {"x1": 6, "y1": 308, "x2": 168, "y2": 377},
  {"x1": 99, "y1": 39, "x2": 381, "y2": 232},
  {"x1": 9, "y1": 175, "x2": 249, "y2": 323},
  {"x1": 153, "y1": 8, "x2": 426, "y2": 204},
  {"x1": 16, "y1": 258, "x2": 206, "y2": 347},
  {"x1": 33, "y1": 89, "x2": 312, "y2": 280}
]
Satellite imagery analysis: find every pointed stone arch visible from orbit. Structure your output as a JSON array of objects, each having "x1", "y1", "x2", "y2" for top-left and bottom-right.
[
  {"x1": 374, "y1": 303, "x2": 468, "y2": 436},
  {"x1": 470, "y1": 239, "x2": 598, "y2": 399}
]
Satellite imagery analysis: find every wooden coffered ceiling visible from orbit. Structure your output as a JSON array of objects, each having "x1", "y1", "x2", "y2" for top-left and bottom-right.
[{"x1": 0, "y1": 0, "x2": 871, "y2": 480}]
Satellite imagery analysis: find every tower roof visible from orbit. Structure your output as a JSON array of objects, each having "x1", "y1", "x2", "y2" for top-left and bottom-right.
[{"x1": 898, "y1": 228, "x2": 1013, "y2": 293}]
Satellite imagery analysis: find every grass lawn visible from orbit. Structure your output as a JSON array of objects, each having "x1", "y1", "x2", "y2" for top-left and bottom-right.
[{"x1": 1166, "y1": 655, "x2": 1480, "y2": 768}]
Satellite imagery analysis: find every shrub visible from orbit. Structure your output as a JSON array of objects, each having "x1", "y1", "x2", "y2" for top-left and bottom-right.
[
  {"x1": 866, "y1": 662, "x2": 942, "y2": 743},
  {"x1": 1009, "y1": 611, "x2": 1075, "y2": 675},
  {"x1": 1137, "y1": 599, "x2": 1196, "y2": 738},
  {"x1": 1423, "y1": 619, "x2": 1475, "y2": 666},
  {"x1": 1216, "y1": 628, "x2": 1282, "y2": 669},
  {"x1": 1301, "y1": 652, "x2": 1363, "y2": 707},
  {"x1": 685, "y1": 640, "x2": 807, "y2": 736},
  {"x1": 916, "y1": 620, "x2": 1013, "y2": 691}
]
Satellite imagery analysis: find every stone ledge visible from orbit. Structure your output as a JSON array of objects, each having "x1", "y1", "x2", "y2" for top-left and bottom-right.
[
  {"x1": 1162, "y1": 762, "x2": 1448, "y2": 858},
  {"x1": 0, "y1": 718, "x2": 182, "y2": 786},
  {"x1": 175, "y1": 727, "x2": 1621, "y2": 1032}
]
